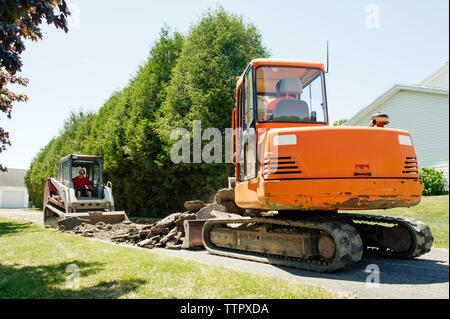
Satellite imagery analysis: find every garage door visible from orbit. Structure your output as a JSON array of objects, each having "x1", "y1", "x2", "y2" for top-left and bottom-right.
[{"x1": 1, "y1": 191, "x2": 25, "y2": 208}]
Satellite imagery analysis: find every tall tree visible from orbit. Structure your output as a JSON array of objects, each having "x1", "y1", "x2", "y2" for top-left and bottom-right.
[
  {"x1": 0, "y1": 0, "x2": 70, "y2": 170},
  {"x1": 155, "y1": 7, "x2": 269, "y2": 211}
]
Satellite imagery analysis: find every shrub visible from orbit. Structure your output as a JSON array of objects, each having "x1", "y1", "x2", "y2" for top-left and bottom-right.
[
  {"x1": 332, "y1": 119, "x2": 348, "y2": 126},
  {"x1": 419, "y1": 168, "x2": 447, "y2": 196}
]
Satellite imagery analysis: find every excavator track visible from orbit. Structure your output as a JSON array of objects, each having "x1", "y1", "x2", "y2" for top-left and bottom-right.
[
  {"x1": 202, "y1": 217, "x2": 363, "y2": 272},
  {"x1": 329, "y1": 213, "x2": 433, "y2": 259},
  {"x1": 201, "y1": 213, "x2": 432, "y2": 272}
]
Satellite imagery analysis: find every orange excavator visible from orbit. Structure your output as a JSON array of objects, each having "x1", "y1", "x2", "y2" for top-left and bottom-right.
[{"x1": 201, "y1": 59, "x2": 433, "y2": 272}]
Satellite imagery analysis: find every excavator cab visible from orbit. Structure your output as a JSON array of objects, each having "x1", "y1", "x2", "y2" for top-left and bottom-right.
[
  {"x1": 232, "y1": 59, "x2": 423, "y2": 210},
  {"x1": 234, "y1": 60, "x2": 329, "y2": 185}
]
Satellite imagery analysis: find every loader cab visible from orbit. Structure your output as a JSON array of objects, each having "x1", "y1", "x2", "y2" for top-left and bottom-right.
[
  {"x1": 57, "y1": 154, "x2": 104, "y2": 199},
  {"x1": 233, "y1": 59, "x2": 329, "y2": 182}
]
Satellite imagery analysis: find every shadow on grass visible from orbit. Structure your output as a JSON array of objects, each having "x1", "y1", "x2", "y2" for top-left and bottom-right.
[
  {"x1": 0, "y1": 221, "x2": 38, "y2": 237},
  {"x1": 0, "y1": 260, "x2": 146, "y2": 298}
]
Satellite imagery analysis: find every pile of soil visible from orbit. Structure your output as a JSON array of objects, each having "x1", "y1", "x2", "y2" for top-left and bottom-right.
[{"x1": 61, "y1": 188, "x2": 243, "y2": 250}]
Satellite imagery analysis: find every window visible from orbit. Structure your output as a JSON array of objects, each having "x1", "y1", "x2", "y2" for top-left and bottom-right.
[
  {"x1": 236, "y1": 87, "x2": 245, "y2": 181},
  {"x1": 71, "y1": 160, "x2": 101, "y2": 197},
  {"x1": 72, "y1": 163, "x2": 88, "y2": 180},
  {"x1": 61, "y1": 161, "x2": 69, "y2": 182},
  {"x1": 72, "y1": 160, "x2": 100, "y2": 183},
  {"x1": 243, "y1": 68, "x2": 256, "y2": 179},
  {"x1": 255, "y1": 66, "x2": 327, "y2": 123},
  {"x1": 244, "y1": 68, "x2": 254, "y2": 127},
  {"x1": 93, "y1": 163, "x2": 100, "y2": 188},
  {"x1": 237, "y1": 87, "x2": 243, "y2": 129}
]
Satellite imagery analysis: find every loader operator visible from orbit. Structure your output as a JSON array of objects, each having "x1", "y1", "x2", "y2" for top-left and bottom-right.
[{"x1": 72, "y1": 169, "x2": 94, "y2": 198}]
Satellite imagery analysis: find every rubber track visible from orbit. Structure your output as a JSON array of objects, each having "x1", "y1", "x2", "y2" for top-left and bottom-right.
[
  {"x1": 202, "y1": 218, "x2": 363, "y2": 272},
  {"x1": 329, "y1": 213, "x2": 433, "y2": 259}
]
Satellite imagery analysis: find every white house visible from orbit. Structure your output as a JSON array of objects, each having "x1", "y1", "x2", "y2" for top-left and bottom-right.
[
  {"x1": 0, "y1": 168, "x2": 29, "y2": 208},
  {"x1": 344, "y1": 62, "x2": 449, "y2": 184}
]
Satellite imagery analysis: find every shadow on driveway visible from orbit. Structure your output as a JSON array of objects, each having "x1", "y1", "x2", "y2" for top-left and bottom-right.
[{"x1": 275, "y1": 254, "x2": 449, "y2": 285}]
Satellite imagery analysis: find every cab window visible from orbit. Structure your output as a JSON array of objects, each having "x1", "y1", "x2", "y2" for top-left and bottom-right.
[{"x1": 256, "y1": 66, "x2": 327, "y2": 123}]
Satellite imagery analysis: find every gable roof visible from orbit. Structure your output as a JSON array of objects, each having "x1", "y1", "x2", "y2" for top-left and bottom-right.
[
  {"x1": 344, "y1": 83, "x2": 449, "y2": 126},
  {"x1": 0, "y1": 168, "x2": 27, "y2": 187},
  {"x1": 419, "y1": 61, "x2": 449, "y2": 88}
]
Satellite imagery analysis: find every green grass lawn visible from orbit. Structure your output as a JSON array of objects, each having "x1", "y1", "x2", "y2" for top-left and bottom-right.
[
  {"x1": 343, "y1": 195, "x2": 449, "y2": 248},
  {"x1": 0, "y1": 218, "x2": 340, "y2": 299}
]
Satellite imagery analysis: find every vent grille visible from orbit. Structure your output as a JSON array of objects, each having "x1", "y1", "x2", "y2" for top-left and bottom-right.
[
  {"x1": 403, "y1": 157, "x2": 418, "y2": 174},
  {"x1": 263, "y1": 156, "x2": 302, "y2": 175}
]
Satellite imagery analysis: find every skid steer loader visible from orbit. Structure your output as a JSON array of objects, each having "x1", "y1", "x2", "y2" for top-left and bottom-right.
[{"x1": 43, "y1": 154, "x2": 128, "y2": 229}]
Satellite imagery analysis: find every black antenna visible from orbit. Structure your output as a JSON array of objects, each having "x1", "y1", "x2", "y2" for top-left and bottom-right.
[{"x1": 326, "y1": 40, "x2": 329, "y2": 73}]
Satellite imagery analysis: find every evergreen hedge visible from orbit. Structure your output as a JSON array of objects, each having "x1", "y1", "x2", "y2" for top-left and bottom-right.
[{"x1": 24, "y1": 8, "x2": 269, "y2": 217}]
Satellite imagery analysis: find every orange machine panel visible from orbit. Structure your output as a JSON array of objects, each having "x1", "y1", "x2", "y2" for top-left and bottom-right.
[
  {"x1": 261, "y1": 126, "x2": 419, "y2": 180},
  {"x1": 232, "y1": 59, "x2": 422, "y2": 212},
  {"x1": 235, "y1": 175, "x2": 422, "y2": 211}
]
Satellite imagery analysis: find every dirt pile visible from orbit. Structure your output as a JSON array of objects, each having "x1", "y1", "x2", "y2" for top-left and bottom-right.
[
  {"x1": 67, "y1": 212, "x2": 195, "y2": 250},
  {"x1": 62, "y1": 187, "x2": 242, "y2": 250}
]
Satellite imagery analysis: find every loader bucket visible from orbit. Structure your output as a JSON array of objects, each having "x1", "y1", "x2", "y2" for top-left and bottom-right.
[
  {"x1": 74, "y1": 211, "x2": 128, "y2": 224},
  {"x1": 57, "y1": 211, "x2": 128, "y2": 231}
]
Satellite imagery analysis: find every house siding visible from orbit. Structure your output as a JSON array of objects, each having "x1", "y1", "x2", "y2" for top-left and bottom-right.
[
  {"x1": 348, "y1": 90, "x2": 449, "y2": 169},
  {"x1": 425, "y1": 70, "x2": 449, "y2": 88},
  {"x1": 420, "y1": 63, "x2": 449, "y2": 89}
]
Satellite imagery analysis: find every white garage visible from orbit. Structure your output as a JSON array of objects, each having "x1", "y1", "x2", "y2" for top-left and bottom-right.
[{"x1": 0, "y1": 168, "x2": 29, "y2": 208}]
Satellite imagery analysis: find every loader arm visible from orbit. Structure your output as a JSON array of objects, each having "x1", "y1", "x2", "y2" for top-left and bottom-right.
[{"x1": 50, "y1": 177, "x2": 75, "y2": 213}]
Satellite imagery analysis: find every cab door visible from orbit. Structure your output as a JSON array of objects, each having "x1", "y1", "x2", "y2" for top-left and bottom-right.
[{"x1": 241, "y1": 67, "x2": 257, "y2": 180}]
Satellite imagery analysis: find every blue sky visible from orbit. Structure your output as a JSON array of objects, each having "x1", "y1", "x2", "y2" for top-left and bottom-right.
[{"x1": 1, "y1": 0, "x2": 448, "y2": 169}]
